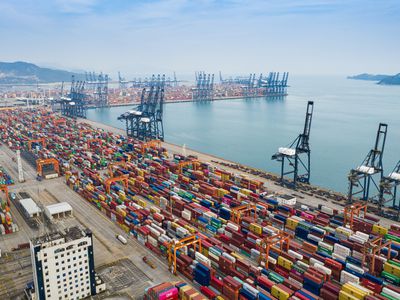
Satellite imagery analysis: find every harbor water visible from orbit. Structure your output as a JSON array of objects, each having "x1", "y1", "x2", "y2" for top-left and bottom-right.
[{"x1": 87, "y1": 75, "x2": 400, "y2": 193}]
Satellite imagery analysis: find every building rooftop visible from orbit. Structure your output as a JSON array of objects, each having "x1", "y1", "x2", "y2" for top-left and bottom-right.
[
  {"x1": 278, "y1": 194, "x2": 296, "y2": 200},
  {"x1": 45, "y1": 202, "x2": 72, "y2": 215},
  {"x1": 31, "y1": 225, "x2": 90, "y2": 246},
  {"x1": 19, "y1": 198, "x2": 41, "y2": 216}
]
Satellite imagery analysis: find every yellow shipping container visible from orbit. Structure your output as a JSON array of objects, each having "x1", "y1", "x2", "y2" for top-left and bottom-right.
[
  {"x1": 179, "y1": 285, "x2": 191, "y2": 298},
  {"x1": 372, "y1": 224, "x2": 388, "y2": 235},
  {"x1": 240, "y1": 188, "x2": 252, "y2": 196},
  {"x1": 278, "y1": 256, "x2": 293, "y2": 271},
  {"x1": 218, "y1": 188, "x2": 229, "y2": 197},
  {"x1": 285, "y1": 222, "x2": 297, "y2": 231},
  {"x1": 185, "y1": 225, "x2": 196, "y2": 234},
  {"x1": 202, "y1": 248, "x2": 209, "y2": 257},
  {"x1": 117, "y1": 209, "x2": 127, "y2": 218},
  {"x1": 384, "y1": 262, "x2": 400, "y2": 277},
  {"x1": 286, "y1": 218, "x2": 299, "y2": 229},
  {"x1": 138, "y1": 199, "x2": 147, "y2": 208},
  {"x1": 339, "y1": 290, "x2": 359, "y2": 300},
  {"x1": 342, "y1": 284, "x2": 367, "y2": 299},
  {"x1": 336, "y1": 227, "x2": 352, "y2": 237},
  {"x1": 120, "y1": 224, "x2": 129, "y2": 233},
  {"x1": 271, "y1": 285, "x2": 290, "y2": 300},
  {"x1": 221, "y1": 173, "x2": 230, "y2": 181},
  {"x1": 188, "y1": 293, "x2": 200, "y2": 300},
  {"x1": 250, "y1": 223, "x2": 263, "y2": 235}
]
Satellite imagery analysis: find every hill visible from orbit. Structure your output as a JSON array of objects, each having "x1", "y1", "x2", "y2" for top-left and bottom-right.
[
  {"x1": 378, "y1": 73, "x2": 400, "y2": 85},
  {"x1": 0, "y1": 61, "x2": 85, "y2": 84},
  {"x1": 347, "y1": 73, "x2": 390, "y2": 81}
]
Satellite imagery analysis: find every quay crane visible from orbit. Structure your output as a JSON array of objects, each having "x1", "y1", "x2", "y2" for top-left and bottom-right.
[
  {"x1": 272, "y1": 101, "x2": 314, "y2": 188},
  {"x1": 118, "y1": 75, "x2": 165, "y2": 141},
  {"x1": 348, "y1": 123, "x2": 387, "y2": 204},
  {"x1": 379, "y1": 160, "x2": 400, "y2": 216},
  {"x1": 59, "y1": 75, "x2": 87, "y2": 118},
  {"x1": 193, "y1": 72, "x2": 214, "y2": 101}
]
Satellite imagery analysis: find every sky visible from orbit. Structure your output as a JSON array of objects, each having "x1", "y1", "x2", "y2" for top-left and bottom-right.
[{"x1": 0, "y1": 0, "x2": 399, "y2": 77}]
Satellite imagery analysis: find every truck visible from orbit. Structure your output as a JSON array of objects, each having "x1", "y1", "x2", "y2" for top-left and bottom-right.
[{"x1": 116, "y1": 234, "x2": 127, "y2": 245}]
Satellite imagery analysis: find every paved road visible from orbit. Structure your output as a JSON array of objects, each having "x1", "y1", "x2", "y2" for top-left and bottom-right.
[{"x1": 0, "y1": 142, "x2": 184, "y2": 298}]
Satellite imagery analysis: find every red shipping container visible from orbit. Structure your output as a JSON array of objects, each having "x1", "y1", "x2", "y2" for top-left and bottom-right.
[{"x1": 200, "y1": 286, "x2": 216, "y2": 299}]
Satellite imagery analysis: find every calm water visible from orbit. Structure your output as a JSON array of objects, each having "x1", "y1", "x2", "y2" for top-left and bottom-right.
[{"x1": 87, "y1": 75, "x2": 400, "y2": 193}]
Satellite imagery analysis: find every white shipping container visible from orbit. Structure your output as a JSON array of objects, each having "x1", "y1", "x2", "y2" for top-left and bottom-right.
[
  {"x1": 340, "y1": 270, "x2": 360, "y2": 284},
  {"x1": 310, "y1": 257, "x2": 324, "y2": 267},
  {"x1": 382, "y1": 287, "x2": 400, "y2": 299},
  {"x1": 346, "y1": 262, "x2": 365, "y2": 275},
  {"x1": 288, "y1": 250, "x2": 303, "y2": 260},
  {"x1": 195, "y1": 251, "x2": 211, "y2": 267},
  {"x1": 222, "y1": 252, "x2": 236, "y2": 263},
  {"x1": 314, "y1": 263, "x2": 332, "y2": 275}
]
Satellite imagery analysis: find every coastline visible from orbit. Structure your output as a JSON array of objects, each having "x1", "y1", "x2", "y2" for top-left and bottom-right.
[
  {"x1": 80, "y1": 117, "x2": 400, "y2": 227},
  {"x1": 86, "y1": 94, "x2": 288, "y2": 109}
]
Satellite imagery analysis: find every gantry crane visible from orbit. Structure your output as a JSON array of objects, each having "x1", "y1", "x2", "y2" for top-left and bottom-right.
[
  {"x1": 177, "y1": 160, "x2": 199, "y2": 174},
  {"x1": 272, "y1": 101, "x2": 314, "y2": 188},
  {"x1": 168, "y1": 235, "x2": 202, "y2": 275},
  {"x1": 87, "y1": 138, "x2": 103, "y2": 148},
  {"x1": 0, "y1": 185, "x2": 10, "y2": 206},
  {"x1": 259, "y1": 231, "x2": 290, "y2": 267},
  {"x1": 36, "y1": 158, "x2": 60, "y2": 178},
  {"x1": 28, "y1": 138, "x2": 46, "y2": 151},
  {"x1": 343, "y1": 202, "x2": 368, "y2": 231},
  {"x1": 379, "y1": 160, "x2": 400, "y2": 215},
  {"x1": 79, "y1": 129, "x2": 92, "y2": 138},
  {"x1": 140, "y1": 140, "x2": 161, "y2": 154},
  {"x1": 104, "y1": 176, "x2": 128, "y2": 194},
  {"x1": 362, "y1": 236, "x2": 392, "y2": 276},
  {"x1": 348, "y1": 123, "x2": 387, "y2": 204},
  {"x1": 53, "y1": 118, "x2": 66, "y2": 126},
  {"x1": 230, "y1": 204, "x2": 257, "y2": 224},
  {"x1": 107, "y1": 161, "x2": 127, "y2": 177}
]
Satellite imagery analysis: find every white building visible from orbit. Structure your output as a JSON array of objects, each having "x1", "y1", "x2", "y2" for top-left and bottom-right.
[
  {"x1": 30, "y1": 226, "x2": 105, "y2": 300},
  {"x1": 44, "y1": 202, "x2": 73, "y2": 220},
  {"x1": 276, "y1": 194, "x2": 297, "y2": 206},
  {"x1": 20, "y1": 198, "x2": 42, "y2": 218}
]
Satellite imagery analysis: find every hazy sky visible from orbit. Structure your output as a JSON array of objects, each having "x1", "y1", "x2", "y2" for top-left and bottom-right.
[{"x1": 1, "y1": 0, "x2": 399, "y2": 77}]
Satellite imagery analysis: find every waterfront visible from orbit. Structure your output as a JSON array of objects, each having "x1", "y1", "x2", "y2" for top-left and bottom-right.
[{"x1": 87, "y1": 75, "x2": 400, "y2": 193}]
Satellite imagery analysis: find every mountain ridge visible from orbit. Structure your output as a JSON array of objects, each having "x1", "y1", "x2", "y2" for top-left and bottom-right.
[{"x1": 0, "y1": 61, "x2": 85, "y2": 84}]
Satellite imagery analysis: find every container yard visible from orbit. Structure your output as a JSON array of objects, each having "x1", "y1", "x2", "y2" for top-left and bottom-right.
[{"x1": 0, "y1": 107, "x2": 399, "y2": 300}]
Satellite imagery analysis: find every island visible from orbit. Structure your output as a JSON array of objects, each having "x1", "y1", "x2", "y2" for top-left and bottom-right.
[
  {"x1": 347, "y1": 73, "x2": 390, "y2": 81},
  {"x1": 347, "y1": 73, "x2": 400, "y2": 85},
  {"x1": 378, "y1": 73, "x2": 400, "y2": 85}
]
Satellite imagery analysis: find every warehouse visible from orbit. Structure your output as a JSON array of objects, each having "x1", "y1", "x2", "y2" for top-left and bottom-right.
[
  {"x1": 44, "y1": 202, "x2": 73, "y2": 220},
  {"x1": 19, "y1": 198, "x2": 41, "y2": 218}
]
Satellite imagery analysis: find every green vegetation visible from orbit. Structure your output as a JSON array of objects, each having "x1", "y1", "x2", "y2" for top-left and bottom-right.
[{"x1": 0, "y1": 61, "x2": 84, "y2": 84}]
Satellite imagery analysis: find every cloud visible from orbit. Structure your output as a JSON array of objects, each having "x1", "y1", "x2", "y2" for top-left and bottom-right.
[{"x1": 54, "y1": 0, "x2": 98, "y2": 14}]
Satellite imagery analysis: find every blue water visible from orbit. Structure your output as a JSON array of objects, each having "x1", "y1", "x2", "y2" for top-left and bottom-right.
[{"x1": 87, "y1": 75, "x2": 400, "y2": 193}]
